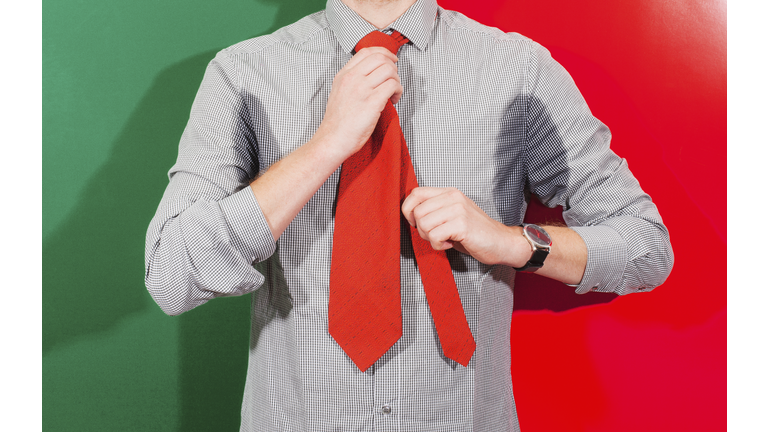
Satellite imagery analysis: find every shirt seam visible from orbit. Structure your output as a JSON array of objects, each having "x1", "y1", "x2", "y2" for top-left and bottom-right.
[
  {"x1": 229, "y1": 53, "x2": 258, "y2": 176},
  {"x1": 439, "y1": 8, "x2": 532, "y2": 46},
  {"x1": 219, "y1": 13, "x2": 331, "y2": 59},
  {"x1": 522, "y1": 39, "x2": 533, "y2": 200}
]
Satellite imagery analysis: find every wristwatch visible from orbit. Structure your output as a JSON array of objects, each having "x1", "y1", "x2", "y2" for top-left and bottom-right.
[{"x1": 512, "y1": 224, "x2": 552, "y2": 272}]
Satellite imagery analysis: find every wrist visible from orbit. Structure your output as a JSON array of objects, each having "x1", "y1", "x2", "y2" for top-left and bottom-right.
[
  {"x1": 497, "y1": 225, "x2": 531, "y2": 268},
  {"x1": 312, "y1": 121, "x2": 363, "y2": 164},
  {"x1": 308, "y1": 127, "x2": 353, "y2": 168}
]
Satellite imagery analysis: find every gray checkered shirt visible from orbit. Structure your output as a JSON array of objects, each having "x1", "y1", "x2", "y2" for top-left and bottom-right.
[{"x1": 145, "y1": 0, "x2": 674, "y2": 430}]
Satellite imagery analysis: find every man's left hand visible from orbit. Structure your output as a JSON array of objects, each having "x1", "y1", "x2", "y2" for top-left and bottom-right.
[{"x1": 401, "y1": 187, "x2": 529, "y2": 266}]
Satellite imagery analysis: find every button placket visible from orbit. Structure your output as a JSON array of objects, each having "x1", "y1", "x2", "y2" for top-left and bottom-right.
[{"x1": 372, "y1": 350, "x2": 400, "y2": 430}]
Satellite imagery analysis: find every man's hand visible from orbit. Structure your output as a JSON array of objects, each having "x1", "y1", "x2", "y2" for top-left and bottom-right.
[
  {"x1": 401, "y1": 187, "x2": 530, "y2": 266},
  {"x1": 314, "y1": 47, "x2": 403, "y2": 160},
  {"x1": 250, "y1": 47, "x2": 404, "y2": 242}
]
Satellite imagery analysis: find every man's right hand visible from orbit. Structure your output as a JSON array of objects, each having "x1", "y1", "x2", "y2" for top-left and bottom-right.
[
  {"x1": 315, "y1": 47, "x2": 403, "y2": 160},
  {"x1": 249, "y1": 47, "x2": 403, "y2": 241}
]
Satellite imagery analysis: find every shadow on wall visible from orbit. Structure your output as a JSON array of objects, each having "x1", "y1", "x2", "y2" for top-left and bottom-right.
[
  {"x1": 42, "y1": 47, "x2": 220, "y2": 356},
  {"x1": 514, "y1": 197, "x2": 618, "y2": 312},
  {"x1": 41, "y1": 1, "x2": 611, "y2": 431}
]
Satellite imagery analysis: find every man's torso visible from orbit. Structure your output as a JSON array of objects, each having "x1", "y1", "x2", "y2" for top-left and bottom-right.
[{"x1": 226, "y1": 3, "x2": 536, "y2": 431}]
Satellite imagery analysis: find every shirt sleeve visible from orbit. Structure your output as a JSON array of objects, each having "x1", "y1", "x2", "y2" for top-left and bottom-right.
[
  {"x1": 144, "y1": 51, "x2": 276, "y2": 315},
  {"x1": 523, "y1": 42, "x2": 674, "y2": 295}
]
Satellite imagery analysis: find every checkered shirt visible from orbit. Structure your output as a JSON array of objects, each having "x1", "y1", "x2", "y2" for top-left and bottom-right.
[{"x1": 145, "y1": 0, "x2": 674, "y2": 430}]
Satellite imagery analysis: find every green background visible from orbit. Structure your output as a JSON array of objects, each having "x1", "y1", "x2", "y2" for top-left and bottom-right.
[{"x1": 43, "y1": 1, "x2": 325, "y2": 430}]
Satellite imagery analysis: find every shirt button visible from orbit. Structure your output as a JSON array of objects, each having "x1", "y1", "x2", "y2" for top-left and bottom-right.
[{"x1": 382, "y1": 405, "x2": 392, "y2": 415}]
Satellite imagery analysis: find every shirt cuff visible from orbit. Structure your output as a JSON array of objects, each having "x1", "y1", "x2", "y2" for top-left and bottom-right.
[
  {"x1": 569, "y1": 225, "x2": 628, "y2": 294},
  {"x1": 219, "y1": 186, "x2": 277, "y2": 264}
]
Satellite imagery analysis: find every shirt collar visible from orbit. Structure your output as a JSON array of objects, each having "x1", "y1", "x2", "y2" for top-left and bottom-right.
[{"x1": 326, "y1": 0, "x2": 438, "y2": 53}]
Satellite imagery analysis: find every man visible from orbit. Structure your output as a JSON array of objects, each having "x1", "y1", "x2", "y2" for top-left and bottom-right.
[{"x1": 145, "y1": 0, "x2": 673, "y2": 430}]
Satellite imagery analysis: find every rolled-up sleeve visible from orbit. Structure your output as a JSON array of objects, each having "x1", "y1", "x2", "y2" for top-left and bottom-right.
[
  {"x1": 145, "y1": 51, "x2": 276, "y2": 315},
  {"x1": 523, "y1": 42, "x2": 674, "y2": 295}
]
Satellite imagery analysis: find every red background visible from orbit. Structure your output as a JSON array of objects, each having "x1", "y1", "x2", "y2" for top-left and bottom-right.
[{"x1": 438, "y1": 0, "x2": 726, "y2": 430}]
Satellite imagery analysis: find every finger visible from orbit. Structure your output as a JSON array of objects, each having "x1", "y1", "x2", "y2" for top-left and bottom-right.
[
  {"x1": 372, "y1": 79, "x2": 403, "y2": 111},
  {"x1": 415, "y1": 222, "x2": 453, "y2": 251},
  {"x1": 343, "y1": 48, "x2": 398, "y2": 73},
  {"x1": 451, "y1": 242, "x2": 469, "y2": 255},
  {"x1": 344, "y1": 47, "x2": 394, "y2": 72},
  {"x1": 365, "y1": 61, "x2": 400, "y2": 90},
  {"x1": 355, "y1": 55, "x2": 399, "y2": 82},
  {"x1": 410, "y1": 189, "x2": 466, "y2": 226},
  {"x1": 337, "y1": 55, "x2": 398, "y2": 99},
  {"x1": 357, "y1": 57, "x2": 401, "y2": 106},
  {"x1": 415, "y1": 203, "x2": 466, "y2": 237},
  {"x1": 402, "y1": 187, "x2": 447, "y2": 226},
  {"x1": 423, "y1": 218, "x2": 464, "y2": 251},
  {"x1": 415, "y1": 223, "x2": 429, "y2": 243},
  {"x1": 411, "y1": 204, "x2": 462, "y2": 250}
]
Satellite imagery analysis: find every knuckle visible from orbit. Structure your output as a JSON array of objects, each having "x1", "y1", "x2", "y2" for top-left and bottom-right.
[
  {"x1": 337, "y1": 73, "x2": 352, "y2": 87},
  {"x1": 370, "y1": 52, "x2": 386, "y2": 62},
  {"x1": 457, "y1": 218, "x2": 468, "y2": 232},
  {"x1": 451, "y1": 202, "x2": 465, "y2": 213}
]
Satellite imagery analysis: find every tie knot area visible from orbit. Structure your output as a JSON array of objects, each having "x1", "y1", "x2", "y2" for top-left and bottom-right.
[{"x1": 355, "y1": 30, "x2": 410, "y2": 55}]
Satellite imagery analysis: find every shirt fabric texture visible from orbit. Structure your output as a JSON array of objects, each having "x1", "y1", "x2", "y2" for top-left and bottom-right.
[{"x1": 145, "y1": 0, "x2": 674, "y2": 430}]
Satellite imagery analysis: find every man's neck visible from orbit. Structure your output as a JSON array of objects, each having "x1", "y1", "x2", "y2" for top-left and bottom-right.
[{"x1": 341, "y1": 0, "x2": 419, "y2": 29}]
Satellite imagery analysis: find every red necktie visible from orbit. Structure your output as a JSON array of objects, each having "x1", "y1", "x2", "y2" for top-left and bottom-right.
[{"x1": 329, "y1": 30, "x2": 476, "y2": 372}]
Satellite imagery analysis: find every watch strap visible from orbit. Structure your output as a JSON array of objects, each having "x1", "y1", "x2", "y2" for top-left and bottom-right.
[
  {"x1": 512, "y1": 247, "x2": 548, "y2": 272},
  {"x1": 528, "y1": 248, "x2": 549, "y2": 268}
]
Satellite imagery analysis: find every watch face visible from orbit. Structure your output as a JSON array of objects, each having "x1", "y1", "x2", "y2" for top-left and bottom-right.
[{"x1": 524, "y1": 224, "x2": 552, "y2": 247}]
